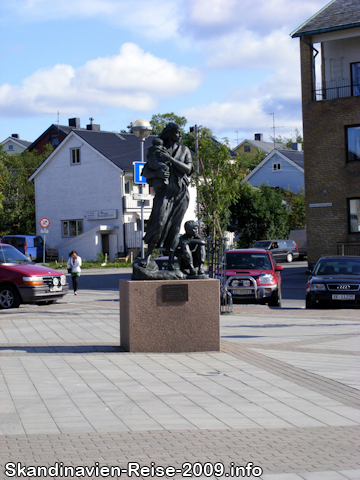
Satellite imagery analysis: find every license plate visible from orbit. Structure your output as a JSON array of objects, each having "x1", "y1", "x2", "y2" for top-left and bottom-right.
[
  {"x1": 233, "y1": 289, "x2": 252, "y2": 295},
  {"x1": 332, "y1": 294, "x2": 355, "y2": 300},
  {"x1": 50, "y1": 286, "x2": 62, "y2": 292}
]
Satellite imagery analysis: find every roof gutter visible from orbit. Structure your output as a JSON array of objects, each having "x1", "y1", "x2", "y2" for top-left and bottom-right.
[{"x1": 292, "y1": 22, "x2": 360, "y2": 38}]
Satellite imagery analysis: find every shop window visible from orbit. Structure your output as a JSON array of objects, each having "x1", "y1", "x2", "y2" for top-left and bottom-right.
[{"x1": 62, "y1": 220, "x2": 83, "y2": 237}]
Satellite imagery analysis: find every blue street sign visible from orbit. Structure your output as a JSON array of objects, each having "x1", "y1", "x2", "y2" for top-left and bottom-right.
[{"x1": 133, "y1": 162, "x2": 146, "y2": 184}]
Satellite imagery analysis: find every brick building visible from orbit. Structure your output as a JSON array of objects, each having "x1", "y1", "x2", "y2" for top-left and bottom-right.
[{"x1": 291, "y1": 0, "x2": 360, "y2": 268}]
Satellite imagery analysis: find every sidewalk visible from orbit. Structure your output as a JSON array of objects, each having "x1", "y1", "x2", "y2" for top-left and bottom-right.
[{"x1": 0, "y1": 287, "x2": 359, "y2": 479}]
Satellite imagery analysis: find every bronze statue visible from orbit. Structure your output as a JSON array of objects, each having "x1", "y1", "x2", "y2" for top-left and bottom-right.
[
  {"x1": 141, "y1": 123, "x2": 193, "y2": 268},
  {"x1": 176, "y1": 221, "x2": 206, "y2": 277},
  {"x1": 132, "y1": 123, "x2": 207, "y2": 280}
]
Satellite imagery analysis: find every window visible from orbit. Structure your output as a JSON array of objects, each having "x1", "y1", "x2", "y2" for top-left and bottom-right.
[
  {"x1": 71, "y1": 148, "x2": 80, "y2": 164},
  {"x1": 62, "y1": 220, "x2": 83, "y2": 237},
  {"x1": 351, "y1": 62, "x2": 360, "y2": 97},
  {"x1": 8, "y1": 145, "x2": 13, "y2": 151},
  {"x1": 349, "y1": 199, "x2": 360, "y2": 233},
  {"x1": 244, "y1": 145, "x2": 251, "y2": 152},
  {"x1": 50, "y1": 133, "x2": 59, "y2": 146},
  {"x1": 272, "y1": 162, "x2": 282, "y2": 172},
  {"x1": 125, "y1": 181, "x2": 130, "y2": 195},
  {"x1": 347, "y1": 126, "x2": 360, "y2": 162}
]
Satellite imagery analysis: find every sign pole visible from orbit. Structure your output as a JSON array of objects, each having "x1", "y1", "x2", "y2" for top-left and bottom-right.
[
  {"x1": 140, "y1": 138, "x2": 145, "y2": 258},
  {"x1": 43, "y1": 234, "x2": 46, "y2": 264}
]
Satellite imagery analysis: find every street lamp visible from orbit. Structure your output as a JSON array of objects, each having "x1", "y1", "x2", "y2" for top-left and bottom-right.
[{"x1": 132, "y1": 119, "x2": 152, "y2": 258}]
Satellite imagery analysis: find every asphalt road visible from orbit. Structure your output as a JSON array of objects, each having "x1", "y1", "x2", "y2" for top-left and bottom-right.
[{"x1": 67, "y1": 260, "x2": 309, "y2": 309}]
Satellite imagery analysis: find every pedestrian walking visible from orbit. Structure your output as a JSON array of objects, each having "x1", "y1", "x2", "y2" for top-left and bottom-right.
[{"x1": 67, "y1": 250, "x2": 82, "y2": 295}]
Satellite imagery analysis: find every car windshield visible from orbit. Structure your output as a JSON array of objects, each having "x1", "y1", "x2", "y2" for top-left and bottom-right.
[
  {"x1": 226, "y1": 252, "x2": 272, "y2": 269},
  {"x1": 0, "y1": 245, "x2": 32, "y2": 264},
  {"x1": 314, "y1": 258, "x2": 360, "y2": 276}
]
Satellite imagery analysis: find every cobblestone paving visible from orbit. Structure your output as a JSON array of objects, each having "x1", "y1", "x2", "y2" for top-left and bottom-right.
[{"x1": 0, "y1": 298, "x2": 360, "y2": 479}]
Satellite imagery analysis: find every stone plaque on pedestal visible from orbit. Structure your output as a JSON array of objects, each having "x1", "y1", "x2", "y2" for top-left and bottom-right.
[{"x1": 119, "y1": 279, "x2": 220, "y2": 353}]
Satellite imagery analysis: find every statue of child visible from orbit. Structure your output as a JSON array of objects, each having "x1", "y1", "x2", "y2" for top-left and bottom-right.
[{"x1": 145, "y1": 138, "x2": 170, "y2": 193}]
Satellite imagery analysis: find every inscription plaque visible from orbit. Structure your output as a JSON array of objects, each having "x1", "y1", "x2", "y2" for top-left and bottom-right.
[{"x1": 162, "y1": 284, "x2": 188, "y2": 302}]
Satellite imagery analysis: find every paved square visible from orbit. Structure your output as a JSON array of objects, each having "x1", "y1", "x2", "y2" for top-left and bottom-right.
[{"x1": 0, "y1": 285, "x2": 359, "y2": 479}]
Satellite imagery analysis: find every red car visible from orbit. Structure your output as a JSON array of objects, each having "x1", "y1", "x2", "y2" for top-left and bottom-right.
[
  {"x1": 0, "y1": 243, "x2": 69, "y2": 309},
  {"x1": 225, "y1": 248, "x2": 283, "y2": 307}
]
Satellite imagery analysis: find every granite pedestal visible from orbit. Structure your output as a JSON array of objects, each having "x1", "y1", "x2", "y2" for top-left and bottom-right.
[{"x1": 119, "y1": 278, "x2": 220, "y2": 353}]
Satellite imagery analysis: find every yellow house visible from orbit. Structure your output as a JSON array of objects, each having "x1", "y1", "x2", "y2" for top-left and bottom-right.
[{"x1": 234, "y1": 133, "x2": 283, "y2": 157}]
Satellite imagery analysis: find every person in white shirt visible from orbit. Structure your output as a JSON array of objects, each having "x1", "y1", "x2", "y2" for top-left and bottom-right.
[{"x1": 67, "y1": 250, "x2": 82, "y2": 295}]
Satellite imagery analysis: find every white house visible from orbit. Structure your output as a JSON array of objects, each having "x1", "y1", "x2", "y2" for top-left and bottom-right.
[
  {"x1": 29, "y1": 129, "x2": 197, "y2": 262},
  {"x1": 244, "y1": 146, "x2": 304, "y2": 193},
  {"x1": 1, "y1": 134, "x2": 32, "y2": 154}
]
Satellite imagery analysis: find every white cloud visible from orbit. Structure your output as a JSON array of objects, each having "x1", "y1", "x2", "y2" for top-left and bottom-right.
[
  {"x1": 181, "y1": 65, "x2": 303, "y2": 141},
  {"x1": 0, "y1": 43, "x2": 202, "y2": 116},
  {"x1": 206, "y1": 28, "x2": 299, "y2": 70},
  {"x1": 181, "y1": 0, "x2": 327, "y2": 38},
  {"x1": 1, "y1": 0, "x2": 181, "y2": 41}
]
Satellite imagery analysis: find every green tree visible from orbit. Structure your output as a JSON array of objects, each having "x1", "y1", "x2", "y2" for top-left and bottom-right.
[
  {"x1": 150, "y1": 112, "x2": 187, "y2": 135},
  {"x1": 0, "y1": 145, "x2": 53, "y2": 235},
  {"x1": 229, "y1": 183, "x2": 289, "y2": 247},
  {"x1": 271, "y1": 128, "x2": 303, "y2": 149},
  {"x1": 284, "y1": 188, "x2": 306, "y2": 231},
  {"x1": 183, "y1": 127, "x2": 243, "y2": 239}
]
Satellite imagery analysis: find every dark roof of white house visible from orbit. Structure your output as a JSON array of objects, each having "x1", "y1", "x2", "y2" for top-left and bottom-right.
[
  {"x1": 74, "y1": 130, "x2": 156, "y2": 171},
  {"x1": 277, "y1": 149, "x2": 304, "y2": 169},
  {"x1": 291, "y1": 0, "x2": 360, "y2": 37}
]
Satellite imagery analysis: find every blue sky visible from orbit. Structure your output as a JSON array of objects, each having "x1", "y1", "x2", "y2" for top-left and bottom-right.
[{"x1": 0, "y1": 0, "x2": 327, "y2": 149}]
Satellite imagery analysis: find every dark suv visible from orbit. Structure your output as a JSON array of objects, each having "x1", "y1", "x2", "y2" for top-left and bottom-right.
[{"x1": 250, "y1": 239, "x2": 299, "y2": 263}]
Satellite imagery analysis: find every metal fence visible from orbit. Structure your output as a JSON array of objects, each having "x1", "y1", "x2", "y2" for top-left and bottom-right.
[
  {"x1": 314, "y1": 79, "x2": 360, "y2": 101},
  {"x1": 337, "y1": 243, "x2": 360, "y2": 256},
  {"x1": 206, "y1": 236, "x2": 233, "y2": 314}
]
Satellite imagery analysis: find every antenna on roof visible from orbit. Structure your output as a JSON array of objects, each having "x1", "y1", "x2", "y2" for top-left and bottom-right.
[
  {"x1": 57, "y1": 111, "x2": 60, "y2": 130},
  {"x1": 266, "y1": 113, "x2": 283, "y2": 149}
]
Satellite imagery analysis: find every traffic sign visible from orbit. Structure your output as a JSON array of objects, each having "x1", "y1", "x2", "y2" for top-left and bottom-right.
[
  {"x1": 40, "y1": 217, "x2": 50, "y2": 228},
  {"x1": 133, "y1": 194, "x2": 152, "y2": 201},
  {"x1": 40, "y1": 229, "x2": 49, "y2": 234},
  {"x1": 133, "y1": 162, "x2": 146, "y2": 184}
]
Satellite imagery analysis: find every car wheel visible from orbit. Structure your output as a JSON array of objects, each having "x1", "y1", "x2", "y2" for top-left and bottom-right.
[
  {"x1": 286, "y1": 253, "x2": 293, "y2": 263},
  {"x1": 268, "y1": 288, "x2": 281, "y2": 307},
  {"x1": 305, "y1": 296, "x2": 316, "y2": 309},
  {"x1": 0, "y1": 285, "x2": 21, "y2": 309}
]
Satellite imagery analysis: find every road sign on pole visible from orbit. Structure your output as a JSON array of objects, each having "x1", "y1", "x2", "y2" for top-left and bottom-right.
[
  {"x1": 133, "y1": 162, "x2": 146, "y2": 184},
  {"x1": 40, "y1": 218, "x2": 50, "y2": 228}
]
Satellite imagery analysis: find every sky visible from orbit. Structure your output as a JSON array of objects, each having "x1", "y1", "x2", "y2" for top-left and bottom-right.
[{"x1": 0, "y1": 0, "x2": 327, "y2": 149}]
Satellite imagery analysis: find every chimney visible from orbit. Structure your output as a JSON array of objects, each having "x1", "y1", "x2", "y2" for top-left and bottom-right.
[
  {"x1": 292, "y1": 142, "x2": 302, "y2": 151},
  {"x1": 254, "y1": 133, "x2": 263, "y2": 141},
  {"x1": 86, "y1": 117, "x2": 100, "y2": 131},
  {"x1": 69, "y1": 118, "x2": 81, "y2": 128},
  {"x1": 11, "y1": 134, "x2": 19, "y2": 139}
]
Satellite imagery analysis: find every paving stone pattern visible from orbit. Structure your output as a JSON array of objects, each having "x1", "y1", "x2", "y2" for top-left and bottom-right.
[{"x1": 0, "y1": 294, "x2": 360, "y2": 479}]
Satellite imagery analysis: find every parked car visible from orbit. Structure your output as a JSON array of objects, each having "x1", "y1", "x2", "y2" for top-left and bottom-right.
[
  {"x1": 306, "y1": 256, "x2": 360, "y2": 309},
  {"x1": 0, "y1": 243, "x2": 69, "y2": 309},
  {"x1": 250, "y1": 239, "x2": 299, "y2": 263},
  {"x1": 225, "y1": 248, "x2": 283, "y2": 307},
  {"x1": 1, "y1": 235, "x2": 45, "y2": 261},
  {"x1": 288, "y1": 229, "x2": 307, "y2": 259}
]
